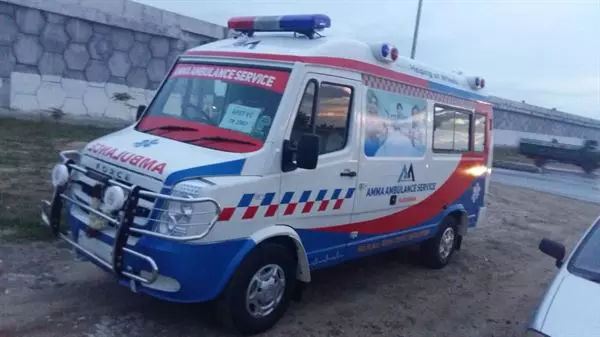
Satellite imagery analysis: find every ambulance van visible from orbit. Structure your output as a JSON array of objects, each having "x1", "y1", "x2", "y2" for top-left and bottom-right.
[{"x1": 41, "y1": 14, "x2": 493, "y2": 334}]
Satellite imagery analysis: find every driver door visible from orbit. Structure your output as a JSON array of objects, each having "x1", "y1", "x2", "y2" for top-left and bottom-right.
[{"x1": 279, "y1": 73, "x2": 361, "y2": 269}]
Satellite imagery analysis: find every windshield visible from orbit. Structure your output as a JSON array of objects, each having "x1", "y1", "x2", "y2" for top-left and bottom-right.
[
  {"x1": 136, "y1": 63, "x2": 290, "y2": 153},
  {"x1": 568, "y1": 218, "x2": 600, "y2": 281}
]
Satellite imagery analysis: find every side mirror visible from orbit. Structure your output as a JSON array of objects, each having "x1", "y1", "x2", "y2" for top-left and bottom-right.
[
  {"x1": 539, "y1": 238, "x2": 566, "y2": 268},
  {"x1": 281, "y1": 134, "x2": 320, "y2": 172},
  {"x1": 296, "y1": 134, "x2": 320, "y2": 170},
  {"x1": 136, "y1": 105, "x2": 147, "y2": 121}
]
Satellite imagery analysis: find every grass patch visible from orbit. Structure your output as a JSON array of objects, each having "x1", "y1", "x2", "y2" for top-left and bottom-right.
[{"x1": 0, "y1": 117, "x2": 116, "y2": 241}]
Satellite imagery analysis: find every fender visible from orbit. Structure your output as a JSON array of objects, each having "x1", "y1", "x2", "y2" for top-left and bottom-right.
[
  {"x1": 217, "y1": 225, "x2": 311, "y2": 295},
  {"x1": 249, "y1": 225, "x2": 311, "y2": 283},
  {"x1": 442, "y1": 204, "x2": 469, "y2": 236}
]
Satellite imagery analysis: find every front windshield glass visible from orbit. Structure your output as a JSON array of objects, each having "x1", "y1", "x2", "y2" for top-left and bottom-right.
[
  {"x1": 136, "y1": 63, "x2": 291, "y2": 153},
  {"x1": 568, "y1": 219, "x2": 600, "y2": 281}
]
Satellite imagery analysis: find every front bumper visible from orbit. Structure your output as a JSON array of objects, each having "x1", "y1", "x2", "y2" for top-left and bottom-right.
[
  {"x1": 40, "y1": 151, "x2": 231, "y2": 300},
  {"x1": 41, "y1": 197, "x2": 160, "y2": 284}
]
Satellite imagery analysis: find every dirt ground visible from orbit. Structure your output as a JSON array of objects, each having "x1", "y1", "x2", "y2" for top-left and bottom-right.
[
  {"x1": 1, "y1": 118, "x2": 599, "y2": 337},
  {"x1": 1, "y1": 182, "x2": 598, "y2": 337}
]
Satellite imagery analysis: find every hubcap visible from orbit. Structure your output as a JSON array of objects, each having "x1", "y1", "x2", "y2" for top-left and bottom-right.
[
  {"x1": 438, "y1": 227, "x2": 455, "y2": 260},
  {"x1": 245, "y1": 264, "x2": 286, "y2": 318}
]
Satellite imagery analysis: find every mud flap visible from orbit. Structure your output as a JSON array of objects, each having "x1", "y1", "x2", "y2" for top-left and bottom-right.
[
  {"x1": 292, "y1": 281, "x2": 305, "y2": 302},
  {"x1": 455, "y1": 235, "x2": 463, "y2": 251}
]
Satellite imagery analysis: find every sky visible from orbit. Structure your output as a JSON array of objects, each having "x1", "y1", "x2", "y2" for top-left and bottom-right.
[{"x1": 135, "y1": 0, "x2": 600, "y2": 118}]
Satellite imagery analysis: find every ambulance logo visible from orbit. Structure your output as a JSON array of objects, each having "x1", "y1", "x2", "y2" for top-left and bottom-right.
[
  {"x1": 134, "y1": 139, "x2": 159, "y2": 148},
  {"x1": 398, "y1": 164, "x2": 415, "y2": 182}
]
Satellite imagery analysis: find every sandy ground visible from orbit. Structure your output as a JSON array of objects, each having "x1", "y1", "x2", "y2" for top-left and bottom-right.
[{"x1": 1, "y1": 182, "x2": 598, "y2": 337}]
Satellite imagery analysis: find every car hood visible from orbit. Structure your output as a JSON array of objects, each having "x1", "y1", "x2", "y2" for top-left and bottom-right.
[
  {"x1": 81, "y1": 128, "x2": 248, "y2": 182},
  {"x1": 540, "y1": 272, "x2": 600, "y2": 335}
]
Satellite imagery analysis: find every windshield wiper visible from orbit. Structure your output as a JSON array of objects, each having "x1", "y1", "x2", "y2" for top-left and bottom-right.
[
  {"x1": 141, "y1": 125, "x2": 199, "y2": 133},
  {"x1": 183, "y1": 136, "x2": 258, "y2": 146}
]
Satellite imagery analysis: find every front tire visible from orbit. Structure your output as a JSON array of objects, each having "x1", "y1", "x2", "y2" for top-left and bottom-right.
[
  {"x1": 217, "y1": 242, "x2": 297, "y2": 335},
  {"x1": 421, "y1": 216, "x2": 458, "y2": 269}
]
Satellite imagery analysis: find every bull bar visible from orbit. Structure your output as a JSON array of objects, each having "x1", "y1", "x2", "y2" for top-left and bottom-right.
[{"x1": 40, "y1": 150, "x2": 222, "y2": 285}]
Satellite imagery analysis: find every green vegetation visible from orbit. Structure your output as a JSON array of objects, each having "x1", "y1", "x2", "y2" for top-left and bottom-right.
[{"x1": 0, "y1": 117, "x2": 114, "y2": 241}]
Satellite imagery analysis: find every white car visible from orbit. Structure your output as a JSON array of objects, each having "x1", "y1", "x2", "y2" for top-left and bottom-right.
[{"x1": 527, "y1": 216, "x2": 600, "y2": 336}]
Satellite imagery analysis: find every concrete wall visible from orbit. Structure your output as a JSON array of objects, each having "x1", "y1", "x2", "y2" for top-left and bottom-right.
[
  {"x1": 1, "y1": 0, "x2": 597, "y2": 145},
  {"x1": 0, "y1": 0, "x2": 226, "y2": 122},
  {"x1": 493, "y1": 130, "x2": 583, "y2": 147},
  {"x1": 490, "y1": 96, "x2": 600, "y2": 146}
]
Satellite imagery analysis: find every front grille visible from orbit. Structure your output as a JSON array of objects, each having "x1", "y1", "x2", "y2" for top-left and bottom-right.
[{"x1": 69, "y1": 168, "x2": 157, "y2": 235}]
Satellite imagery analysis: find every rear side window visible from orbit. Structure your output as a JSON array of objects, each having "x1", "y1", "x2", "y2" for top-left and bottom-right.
[
  {"x1": 433, "y1": 105, "x2": 472, "y2": 152},
  {"x1": 473, "y1": 114, "x2": 486, "y2": 152}
]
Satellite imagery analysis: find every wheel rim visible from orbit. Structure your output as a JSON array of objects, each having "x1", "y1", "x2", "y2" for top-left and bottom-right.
[
  {"x1": 438, "y1": 227, "x2": 455, "y2": 260},
  {"x1": 245, "y1": 264, "x2": 286, "y2": 318}
]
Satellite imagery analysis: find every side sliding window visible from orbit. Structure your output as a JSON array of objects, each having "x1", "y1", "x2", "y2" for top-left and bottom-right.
[{"x1": 432, "y1": 104, "x2": 473, "y2": 153}]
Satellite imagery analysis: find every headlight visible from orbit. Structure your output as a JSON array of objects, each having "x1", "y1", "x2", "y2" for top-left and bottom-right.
[
  {"x1": 103, "y1": 186, "x2": 126, "y2": 212},
  {"x1": 154, "y1": 180, "x2": 218, "y2": 237},
  {"x1": 51, "y1": 164, "x2": 70, "y2": 188},
  {"x1": 465, "y1": 165, "x2": 488, "y2": 177}
]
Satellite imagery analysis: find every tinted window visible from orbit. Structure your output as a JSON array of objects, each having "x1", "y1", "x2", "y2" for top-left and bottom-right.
[
  {"x1": 569, "y1": 221, "x2": 600, "y2": 281},
  {"x1": 290, "y1": 81, "x2": 353, "y2": 155},
  {"x1": 290, "y1": 81, "x2": 316, "y2": 144},
  {"x1": 454, "y1": 110, "x2": 471, "y2": 152},
  {"x1": 474, "y1": 114, "x2": 486, "y2": 152},
  {"x1": 315, "y1": 83, "x2": 352, "y2": 154},
  {"x1": 432, "y1": 106, "x2": 455, "y2": 151},
  {"x1": 433, "y1": 105, "x2": 472, "y2": 152}
]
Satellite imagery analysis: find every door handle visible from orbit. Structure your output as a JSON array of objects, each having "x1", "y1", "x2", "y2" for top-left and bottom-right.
[{"x1": 340, "y1": 169, "x2": 357, "y2": 177}]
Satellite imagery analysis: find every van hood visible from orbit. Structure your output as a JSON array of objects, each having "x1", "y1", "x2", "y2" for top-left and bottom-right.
[{"x1": 82, "y1": 128, "x2": 248, "y2": 182}]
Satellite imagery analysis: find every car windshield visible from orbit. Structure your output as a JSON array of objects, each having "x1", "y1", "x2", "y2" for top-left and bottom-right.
[
  {"x1": 568, "y1": 219, "x2": 600, "y2": 281},
  {"x1": 136, "y1": 63, "x2": 290, "y2": 153}
]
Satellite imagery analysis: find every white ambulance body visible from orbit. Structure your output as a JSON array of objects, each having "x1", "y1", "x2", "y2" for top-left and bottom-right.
[{"x1": 41, "y1": 14, "x2": 493, "y2": 334}]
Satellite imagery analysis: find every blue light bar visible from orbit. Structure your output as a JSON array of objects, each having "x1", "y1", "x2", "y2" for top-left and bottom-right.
[
  {"x1": 228, "y1": 14, "x2": 331, "y2": 34},
  {"x1": 279, "y1": 14, "x2": 331, "y2": 31}
]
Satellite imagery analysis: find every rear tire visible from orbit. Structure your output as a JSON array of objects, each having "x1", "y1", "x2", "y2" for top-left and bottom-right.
[
  {"x1": 217, "y1": 242, "x2": 297, "y2": 335},
  {"x1": 421, "y1": 216, "x2": 458, "y2": 269}
]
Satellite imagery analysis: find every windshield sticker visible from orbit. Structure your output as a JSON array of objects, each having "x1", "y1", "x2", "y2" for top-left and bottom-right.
[
  {"x1": 251, "y1": 115, "x2": 273, "y2": 139},
  {"x1": 219, "y1": 103, "x2": 263, "y2": 134},
  {"x1": 171, "y1": 64, "x2": 289, "y2": 93}
]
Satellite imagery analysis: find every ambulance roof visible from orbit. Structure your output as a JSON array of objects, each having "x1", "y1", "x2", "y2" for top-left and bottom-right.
[{"x1": 184, "y1": 15, "x2": 488, "y2": 104}]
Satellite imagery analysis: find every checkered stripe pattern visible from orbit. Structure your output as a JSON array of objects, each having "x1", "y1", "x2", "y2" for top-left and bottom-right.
[
  {"x1": 362, "y1": 74, "x2": 476, "y2": 109},
  {"x1": 218, "y1": 188, "x2": 356, "y2": 221}
]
